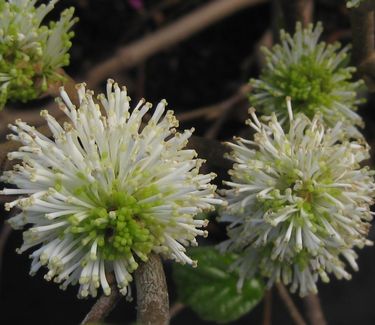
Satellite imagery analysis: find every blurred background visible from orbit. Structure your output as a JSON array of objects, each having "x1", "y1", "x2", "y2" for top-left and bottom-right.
[{"x1": 1, "y1": 0, "x2": 375, "y2": 324}]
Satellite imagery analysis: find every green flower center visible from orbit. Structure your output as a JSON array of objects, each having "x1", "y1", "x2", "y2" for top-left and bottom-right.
[
  {"x1": 67, "y1": 185, "x2": 164, "y2": 261},
  {"x1": 271, "y1": 55, "x2": 334, "y2": 116}
]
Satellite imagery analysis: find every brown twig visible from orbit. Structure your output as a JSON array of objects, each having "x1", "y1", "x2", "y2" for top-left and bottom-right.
[
  {"x1": 188, "y1": 135, "x2": 231, "y2": 170},
  {"x1": 350, "y1": 1, "x2": 375, "y2": 66},
  {"x1": 169, "y1": 302, "x2": 185, "y2": 320},
  {"x1": 276, "y1": 283, "x2": 307, "y2": 325},
  {"x1": 0, "y1": 106, "x2": 60, "y2": 138},
  {"x1": 358, "y1": 53, "x2": 375, "y2": 92},
  {"x1": 203, "y1": 85, "x2": 251, "y2": 139},
  {"x1": 279, "y1": 0, "x2": 314, "y2": 33},
  {"x1": 177, "y1": 84, "x2": 251, "y2": 122},
  {"x1": 135, "y1": 253, "x2": 169, "y2": 325},
  {"x1": 0, "y1": 70, "x2": 77, "y2": 138},
  {"x1": 200, "y1": 29, "x2": 275, "y2": 140},
  {"x1": 86, "y1": 0, "x2": 268, "y2": 87},
  {"x1": 262, "y1": 289, "x2": 272, "y2": 325},
  {"x1": 204, "y1": 107, "x2": 231, "y2": 140},
  {"x1": 47, "y1": 69, "x2": 79, "y2": 100},
  {"x1": 80, "y1": 274, "x2": 122, "y2": 325},
  {"x1": 198, "y1": 30, "x2": 276, "y2": 140},
  {"x1": 303, "y1": 293, "x2": 327, "y2": 325},
  {"x1": 350, "y1": 0, "x2": 375, "y2": 91},
  {"x1": 271, "y1": 0, "x2": 283, "y2": 43}
]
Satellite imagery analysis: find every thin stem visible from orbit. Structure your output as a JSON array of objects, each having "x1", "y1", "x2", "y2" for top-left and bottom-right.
[
  {"x1": 262, "y1": 289, "x2": 272, "y2": 325},
  {"x1": 202, "y1": 87, "x2": 252, "y2": 140},
  {"x1": 177, "y1": 84, "x2": 251, "y2": 122},
  {"x1": 80, "y1": 274, "x2": 122, "y2": 325},
  {"x1": 135, "y1": 253, "x2": 169, "y2": 325},
  {"x1": 276, "y1": 283, "x2": 307, "y2": 325},
  {"x1": 303, "y1": 293, "x2": 327, "y2": 325},
  {"x1": 86, "y1": 0, "x2": 268, "y2": 87}
]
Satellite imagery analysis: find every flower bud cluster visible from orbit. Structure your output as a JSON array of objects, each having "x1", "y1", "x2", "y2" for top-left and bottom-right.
[{"x1": 0, "y1": 0, "x2": 77, "y2": 108}]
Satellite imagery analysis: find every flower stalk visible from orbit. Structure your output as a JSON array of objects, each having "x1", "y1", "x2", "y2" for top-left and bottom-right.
[
  {"x1": 135, "y1": 253, "x2": 169, "y2": 325},
  {"x1": 80, "y1": 274, "x2": 121, "y2": 325},
  {"x1": 303, "y1": 293, "x2": 327, "y2": 325}
]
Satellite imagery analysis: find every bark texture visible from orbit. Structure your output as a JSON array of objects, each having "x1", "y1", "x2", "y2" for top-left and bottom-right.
[{"x1": 135, "y1": 253, "x2": 169, "y2": 325}]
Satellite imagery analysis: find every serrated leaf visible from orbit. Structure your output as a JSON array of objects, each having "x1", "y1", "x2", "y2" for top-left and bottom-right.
[{"x1": 173, "y1": 246, "x2": 265, "y2": 324}]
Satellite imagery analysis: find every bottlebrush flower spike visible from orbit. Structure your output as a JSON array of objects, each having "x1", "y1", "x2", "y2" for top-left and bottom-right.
[
  {"x1": 220, "y1": 98, "x2": 375, "y2": 296},
  {"x1": 1, "y1": 79, "x2": 224, "y2": 298},
  {"x1": 250, "y1": 22, "x2": 364, "y2": 137},
  {"x1": 0, "y1": 0, "x2": 78, "y2": 108}
]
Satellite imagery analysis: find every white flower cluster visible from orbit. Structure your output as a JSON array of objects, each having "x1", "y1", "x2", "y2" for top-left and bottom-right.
[
  {"x1": 220, "y1": 99, "x2": 375, "y2": 296},
  {"x1": 250, "y1": 23, "x2": 364, "y2": 138},
  {"x1": 1, "y1": 80, "x2": 223, "y2": 298},
  {"x1": 0, "y1": 0, "x2": 77, "y2": 107}
]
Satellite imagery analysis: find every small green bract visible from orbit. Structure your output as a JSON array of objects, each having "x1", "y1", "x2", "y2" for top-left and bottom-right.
[
  {"x1": 0, "y1": 0, "x2": 78, "y2": 108},
  {"x1": 250, "y1": 22, "x2": 364, "y2": 137}
]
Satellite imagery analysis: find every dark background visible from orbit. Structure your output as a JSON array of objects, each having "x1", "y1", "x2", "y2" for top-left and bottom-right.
[{"x1": 1, "y1": 0, "x2": 375, "y2": 324}]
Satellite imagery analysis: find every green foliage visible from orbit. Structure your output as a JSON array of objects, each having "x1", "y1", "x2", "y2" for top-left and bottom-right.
[
  {"x1": 0, "y1": 0, "x2": 78, "y2": 108},
  {"x1": 173, "y1": 246, "x2": 265, "y2": 323}
]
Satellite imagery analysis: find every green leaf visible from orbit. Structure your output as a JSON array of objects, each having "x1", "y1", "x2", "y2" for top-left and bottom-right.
[{"x1": 173, "y1": 246, "x2": 265, "y2": 323}]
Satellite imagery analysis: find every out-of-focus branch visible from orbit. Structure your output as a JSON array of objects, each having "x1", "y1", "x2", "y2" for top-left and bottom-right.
[
  {"x1": 169, "y1": 302, "x2": 185, "y2": 320},
  {"x1": 203, "y1": 84, "x2": 251, "y2": 140},
  {"x1": 279, "y1": 0, "x2": 314, "y2": 34},
  {"x1": 86, "y1": 0, "x2": 268, "y2": 87},
  {"x1": 0, "y1": 70, "x2": 77, "y2": 138},
  {"x1": 350, "y1": 1, "x2": 375, "y2": 91},
  {"x1": 80, "y1": 275, "x2": 122, "y2": 325},
  {"x1": 271, "y1": 0, "x2": 283, "y2": 43},
  {"x1": 262, "y1": 289, "x2": 272, "y2": 325},
  {"x1": 358, "y1": 53, "x2": 375, "y2": 92},
  {"x1": 0, "y1": 121, "x2": 61, "y2": 174},
  {"x1": 135, "y1": 253, "x2": 169, "y2": 325},
  {"x1": 350, "y1": 1, "x2": 374, "y2": 66},
  {"x1": 303, "y1": 293, "x2": 327, "y2": 325},
  {"x1": 276, "y1": 283, "x2": 307, "y2": 325},
  {"x1": 200, "y1": 24, "x2": 272, "y2": 140},
  {"x1": 177, "y1": 84, "x2": 251, "y2": 123},
  {"x1": 47, "y1": 69, "x2": 79, "y2": 100},
  {"x1": 188, "y1": 135, "x2": 231, "y2": 170}
]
